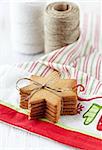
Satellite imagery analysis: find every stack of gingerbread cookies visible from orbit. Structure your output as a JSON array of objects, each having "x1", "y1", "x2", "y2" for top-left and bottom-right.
[{"x1": 19, "y1": 71, "x2": 78, "y2": 123}]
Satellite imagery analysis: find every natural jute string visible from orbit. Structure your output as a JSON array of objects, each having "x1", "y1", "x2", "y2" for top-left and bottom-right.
[{"x1": 44, "y1": 2, "x2": 80, "y2": 52}]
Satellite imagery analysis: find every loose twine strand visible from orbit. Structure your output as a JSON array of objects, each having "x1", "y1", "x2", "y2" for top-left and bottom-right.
[{"x1": 44, "y1": 2, "x2": 80, "y2": 52}]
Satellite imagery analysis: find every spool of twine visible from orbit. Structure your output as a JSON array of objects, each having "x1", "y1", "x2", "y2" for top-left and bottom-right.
[{"x1": 44, "y1": 2, "x2": 80, "y2": 53}]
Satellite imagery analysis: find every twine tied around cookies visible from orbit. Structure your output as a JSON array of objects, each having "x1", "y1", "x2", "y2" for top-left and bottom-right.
[
  {"x1": 16, "y1": 77, "x2": 84, "y2": 112},
  {"x1": 44, "y1": 2, "x2": 80, "y2": 52}
]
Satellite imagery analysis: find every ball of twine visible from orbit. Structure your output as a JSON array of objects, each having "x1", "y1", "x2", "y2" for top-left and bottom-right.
[{"x1": 44, "y1": 2, "x2": 80, "y2": 53}]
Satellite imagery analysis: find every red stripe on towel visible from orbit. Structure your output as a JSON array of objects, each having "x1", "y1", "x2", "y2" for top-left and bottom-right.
[{"x1": 0, "y1": 104, "x2": 102, "y2": 150}]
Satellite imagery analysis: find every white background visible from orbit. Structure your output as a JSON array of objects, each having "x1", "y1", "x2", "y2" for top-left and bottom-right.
[
  {"x1": 0, "y1": 0, "x2": 101, "y2": 65},
  {"x1": 0, "y1": 1, "x2": 101, "y2": 150}
]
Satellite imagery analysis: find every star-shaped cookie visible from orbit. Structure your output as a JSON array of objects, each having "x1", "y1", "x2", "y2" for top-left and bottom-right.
[{"x1": 19, "y1": 71, "x2": 77, "y2": 123}]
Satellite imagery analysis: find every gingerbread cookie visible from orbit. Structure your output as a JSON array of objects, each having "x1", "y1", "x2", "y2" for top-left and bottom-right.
[{"x1": 19, "y1": 71, "x2": 78, "y2": 123}]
